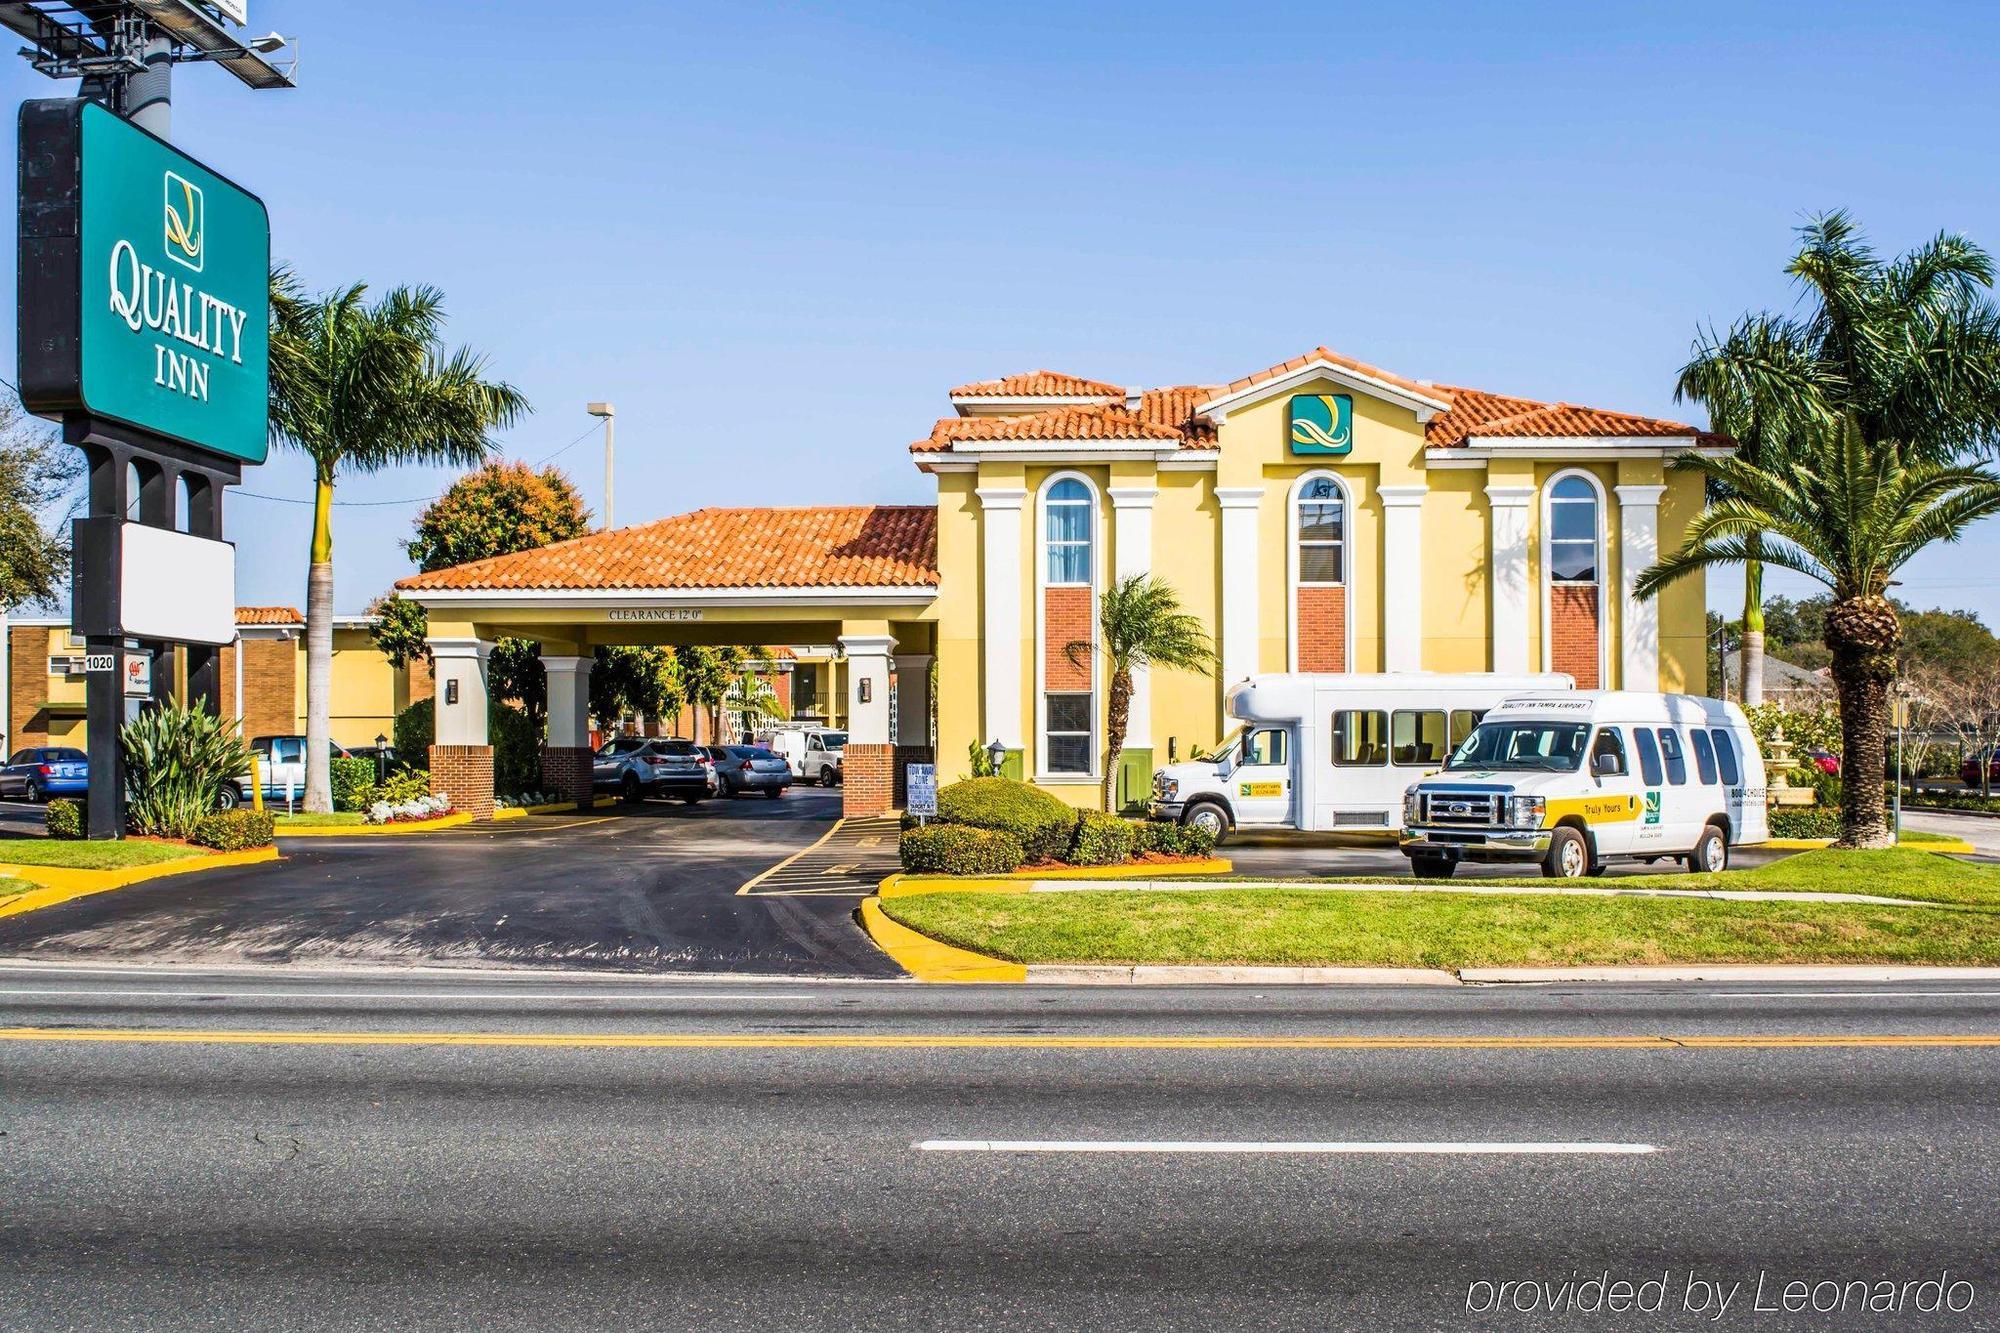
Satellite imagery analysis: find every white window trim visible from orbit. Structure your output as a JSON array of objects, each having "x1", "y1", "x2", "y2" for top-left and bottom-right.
[
  {"x1": 1538, "y1": 467, "x2": 1609, "y2": 688},
  {"x1": 1285, "y1": 470, "x2": 1355, "y2": 674},
  {"x1": 1034, "y1": 469, "x2": 1103, "y2": 783}
]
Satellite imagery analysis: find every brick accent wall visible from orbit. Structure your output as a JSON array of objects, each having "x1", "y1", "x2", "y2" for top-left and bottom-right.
[
  {"x1": 1296, "y1": 586, "x2": 1347, "y2": 672},
  {"x1": 843, "y1": 743, "x2": 894, "y2": 817},
  {"x1": 540, "y1": 746, "x2": 594, "y2": 807},
  {"x1": 430, "y1": 744, "x2": 495, "y2": 821},
  {"x1": 9, "y1": 625, "x2": 51, "y2": 746},
  {"x1": 1550, "y1": 584, "x2": 1602, "y2": 688},
  {"x1": 1044, "y1": 586, "x2": 1093, "y2": 690},
  {"x1": 892, "y1": 743, "x2": 935, "y2": 807},
  {"x1": 238, "y1": 636, "x2": 298, "y2": 740}
]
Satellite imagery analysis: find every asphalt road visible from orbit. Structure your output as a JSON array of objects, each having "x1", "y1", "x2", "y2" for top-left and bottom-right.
[
  {"x1": 1, "y1": 966, "x2": 1997, "y2": 1330},
  {"x1": 0, "y1": 789, "x2": 903, "y2": 977}
]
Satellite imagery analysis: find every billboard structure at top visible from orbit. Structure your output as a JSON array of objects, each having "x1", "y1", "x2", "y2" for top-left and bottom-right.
[{"x1": 17, "y1": 97, "x2": 270, "y2": 465}]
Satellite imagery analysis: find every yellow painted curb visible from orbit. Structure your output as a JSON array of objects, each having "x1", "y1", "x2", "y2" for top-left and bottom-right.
[
  {"x1": 496, "y1": 795, "x2": 621, "y2": 820},
  {"x1": 859, "y1": 897, "x2": 1025, "y2": 982},
  {"x1": 1016, "y1": 857, "x2": 1233, "y2": 879},
  {"x1": 274, "y1": 812, "x2": 473, "y2": 837},
  {"x1": 879, "y1": 858, "x2": 1234, "y2": 899},
  {"x1": 0, "y1": 845, "x2": 280, "y2": 918},
  {"x1": 1764, "y1": 837, "x2": 1977, "y2": 854},
  {"x1": 880, "y1": 875, "x2": 1032, "y2": 900}
]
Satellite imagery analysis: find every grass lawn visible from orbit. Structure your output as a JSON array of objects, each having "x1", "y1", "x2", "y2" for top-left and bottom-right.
[
  {"x1": 882, "y1": 849, "x2": 2000, "y2": 968},
  {"x1": 272, "y1": 812, "x2": 366, "y2": 829},
  {"x1": 0, "y1": 838, "x2": 207, "y2": 869},
  {"x1": 0, "y1": 875, "x2": 31, "y2": 902}
]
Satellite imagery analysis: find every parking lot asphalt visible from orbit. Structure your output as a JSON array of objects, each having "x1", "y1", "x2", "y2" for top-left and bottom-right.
[{"x1": 0, "y1": 789, "x2": 905, "y2": 978}]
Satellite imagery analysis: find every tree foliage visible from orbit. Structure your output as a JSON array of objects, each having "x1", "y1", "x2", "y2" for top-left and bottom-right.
[
  {"x1": 1065, "y1": 574, "x2": 1216, "y2": 812},
  {"x1": 0, "y1": 398, "x2": 81, "y2": 610}
]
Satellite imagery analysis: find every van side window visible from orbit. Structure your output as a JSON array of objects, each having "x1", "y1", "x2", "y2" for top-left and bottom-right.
[
  {"x1": 1657, "y1": 728, "x2": 1687, "y2": 785},
  {"x1": 1711, "y1": 729, "x2": 1742, "y2": 786},
  {"x1": 1634, "y1": 728, "x2": 1664, "y2": 786},
  {"x1": 1691, "y1": 729, "x2": 1718, "y2": 785},
  {"x1": 1244, "y1": 729, "x2": 1287, "y2": 766},
  {"x1": 1590, "y1": 727, "x2": 1627, "y2": 777},
  {"x1": 1391, "y1": 710, "x2": 1448, "y2": 766},
  {"x1": 1450, "y1": 710, "x2": 1484, "y2": 749},
  {"x1": 1331, "y1": 710, "x2": 1389, "y2": 766}
]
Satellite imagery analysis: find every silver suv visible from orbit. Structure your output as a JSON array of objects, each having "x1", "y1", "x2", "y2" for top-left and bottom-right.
[{"x1": 592, "y1": 738, "x2": 714, "y2": 804}]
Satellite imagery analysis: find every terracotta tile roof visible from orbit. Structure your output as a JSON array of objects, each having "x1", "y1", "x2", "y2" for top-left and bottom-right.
[
  {"x1": 1214, "y1": 346, "x2": 1452, "y2": 407},
  {"x1": 396, "y1": 506, "x2": 938, "y2": 592},
  {"x1": 949, "y1": 370, "x2": 1122, "y2": 399},
  {"x1": 235, "y1": 606, "x2": 304, "y2": 625},
  {"x1": 1426, "y1": 387, "x2": 1701, "y2": 445},
  {"x1": 914, "y1": 386, "x2": 1221, "y2": 453}
]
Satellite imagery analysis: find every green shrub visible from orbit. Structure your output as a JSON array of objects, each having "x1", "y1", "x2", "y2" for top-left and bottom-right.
[
  {"x1": 900, "y1": 823, "x2": 1024, "y2": 875},
  {"x1": 1136, "y1": 820, "x2": 1217, "y2": 858},
  {"x1": 1769, "y1": 807, "x2": 1842, "y2": 839},
  {"x1": 45, "y1": 797, "x2": 82, "y2": 840},
  {"x1": 121, "y1": 702, "x2": 254, "y2": 841},
  {"x1": 393, "y1": 700, "x2": 433, "y2": 771},
  {"x1": 329, "y1": 756, "x2": 377, "y2": 812},
  {"x1": 1068, "y1": 811, "x2": 1138, "y2": 866},
  {"x1": 935, "y1": 777, "x2": 1077, "y2": 863},
  {"x1": 358, "y1": 768, "x2": 431, "y2": 808},
  {"x1": 190, "y1": 808, "x2": 275, "y2": 851}
]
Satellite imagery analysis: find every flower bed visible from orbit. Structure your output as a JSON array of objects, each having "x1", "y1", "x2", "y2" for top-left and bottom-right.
[{"x1": 366, "y1": 792, "x2": 454, "y2": 825}]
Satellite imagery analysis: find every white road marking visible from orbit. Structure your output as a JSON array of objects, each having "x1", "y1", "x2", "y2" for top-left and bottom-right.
[
  {"x1": 1707, "y1": 991, "x2": 2000, "y2": 999},
  {"x1": 0, "y1": 988, "x2": 795, "y2": 1003},
  {"x1": 915, "y1": 1140, "x2": 1658, "y2": 1155}
]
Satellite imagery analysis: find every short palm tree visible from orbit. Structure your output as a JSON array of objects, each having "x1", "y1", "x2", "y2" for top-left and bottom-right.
[
  {"x1": 1066, "y1": 574, "x2": 1216, "y2": 812},
  {"x1": 1677, "y1": 212, "x2": 2000, "y2": 703},
  {"x1": 268, "y1": 273, "x2": 527, "y2": 812},
  {"x1": 1636, "y1": 417, "x2": 2000, "y2": 847}
]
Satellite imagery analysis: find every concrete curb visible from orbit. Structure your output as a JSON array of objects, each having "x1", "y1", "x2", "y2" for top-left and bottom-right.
[
  {"x1": 880, "y1": 859, "x2": 1233, "y2": 898},
  {"x1": 1460, "y1": 964, "x2": 2000, "y2": 983},
  {"x1": 493, "y1": 795, "x2": 621, "y2": 821},
  {"x1": 0, "y1": 845, "x2": 281, "y2": 919},
  {"x1": 1016, "y1": 878, "x2": 1951, "y2": 909},
  {"x1": 1026, "y1": 964, "x2": 1460, "y2": 986},
  {"x1": 1765, "y1": 836, "x2": 1977, "y2": 853},
  {"x1": 858, "y1": 899, "x2": 1025, "y2": 983}
]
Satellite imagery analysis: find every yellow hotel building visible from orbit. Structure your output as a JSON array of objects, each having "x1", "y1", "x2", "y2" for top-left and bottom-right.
[{"x1": 398, "y1": 346, "x2": 1717, "y2": 818}]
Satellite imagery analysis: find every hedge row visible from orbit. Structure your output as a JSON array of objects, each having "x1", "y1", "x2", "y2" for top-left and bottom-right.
[{"x1": 899, "y1": 778, "x2": 1216, "y2": 874}]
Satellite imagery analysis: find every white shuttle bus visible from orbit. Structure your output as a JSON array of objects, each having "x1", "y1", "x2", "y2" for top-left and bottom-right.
[
  {"x1": 1399, "y1": 691, "x2": 1769, "y2": 879},
  {"x1": 1147, "y1": 673, "x2": 1573, "y2": 842}
]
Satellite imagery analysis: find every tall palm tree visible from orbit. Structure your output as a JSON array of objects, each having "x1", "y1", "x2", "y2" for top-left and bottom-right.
[
  {"x1": 268, "y1": 275, "x2": 526, "y2": 812},
  {"x1": 1066, "y1": 574, "x2": 1215, "y2": 813},
  {"x1": 1676, "y1": 212, "x2": 2000, "y2": 703},
  {"x1": 1636, "y1": 417, "x2": 2000, "y2": 848}
]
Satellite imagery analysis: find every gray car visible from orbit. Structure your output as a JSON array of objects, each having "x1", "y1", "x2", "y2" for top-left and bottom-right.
[
  {"x1": 704, "y1": 745, "x2": 793, "y2": 799},
  {"x1": 593, "y1": 737, "x2": 713, "y2": 804}
]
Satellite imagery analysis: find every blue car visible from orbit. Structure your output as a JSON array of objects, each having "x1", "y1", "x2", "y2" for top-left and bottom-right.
[{"x1": 0, "y1": 746, "x2": 88, "y2": 802}]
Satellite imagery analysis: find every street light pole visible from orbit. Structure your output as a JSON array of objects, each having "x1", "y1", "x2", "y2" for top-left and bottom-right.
[{"x1": 587, "y1": 402, "x2": 615, "y2": 530}]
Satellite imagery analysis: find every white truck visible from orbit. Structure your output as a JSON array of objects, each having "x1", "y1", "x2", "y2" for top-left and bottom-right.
[
  {"x1": 1147, "y1": 673, "x2": 1572, "y2": 842},
  {"x1": 757, "y1": 725, "x2": 848, "y2": 787}
]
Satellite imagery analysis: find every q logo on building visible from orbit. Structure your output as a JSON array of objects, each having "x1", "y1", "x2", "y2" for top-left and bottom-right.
[
  {"x1": 164, "y1": 171, "x2": 204, "y2": 272},
  {"x1": 1287, "y1": 393, "x2": 1352, "y2": 455}
]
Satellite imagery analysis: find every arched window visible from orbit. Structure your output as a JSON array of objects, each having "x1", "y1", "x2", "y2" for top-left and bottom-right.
[
  {"x1": 1044, "y1": 478, "x2": 1093, "y2": 585},
  {"x1": 1543, "y1": 470, "x2": 1605, "y2": 687},
  {"x1": 1289, "y1": 472, "x2": 1349, "y2": 672}
]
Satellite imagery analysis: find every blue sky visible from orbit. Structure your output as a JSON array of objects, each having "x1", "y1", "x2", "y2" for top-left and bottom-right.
[{"x1": 8, "y1": 1, "x2": 2000, "y2": 623}]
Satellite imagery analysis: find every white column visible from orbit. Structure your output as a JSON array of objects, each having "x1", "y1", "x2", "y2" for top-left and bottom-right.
[
  {"x1": 976, "y1": 486, "x2": 1027, "y2": 751},
  {"x1": 1616, "y1": 484, "x2": 1666, "y2": 691},
  {"x1": 1108, "y1": 485, "x2": 1156, "y2": 748},
  {"x1": 428, "y1": 637, "x2": 491, "y2": 746},
  {"x1": 839, "y1": 634, "x2": 896, "y2": 746},
  {"x1": 1485, "y1": 484, "x2": 1536, "y2": 675},
  {"x1": 1377, "y1": 484, "x2": 1428, "y2": 673},
  {"x1": 542, "y1": 655, "x2": 592, "y2": 749},
  {"x1": 893, "y1": 653, "x2": 933, "y2": 748},
  {"x1": 1215, "y1": 486, "x2": 1264, "y2": 689}
]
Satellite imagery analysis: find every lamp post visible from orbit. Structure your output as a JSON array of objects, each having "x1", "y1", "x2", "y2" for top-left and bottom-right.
[
  {"x1": 374, "y1": 732, "x2": 388, "y2": 784},
  {"x1": 586, "y1": 402, "x2": 615, "y2": 529}
]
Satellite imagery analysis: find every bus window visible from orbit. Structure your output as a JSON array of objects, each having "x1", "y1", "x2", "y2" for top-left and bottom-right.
[
  {"x1": 1691, "y1": 729, "x2": 1718, "y2": 785},
  {"x1": 1634, "y1": 728, "x2": 1664, "y2": 786},
  {"x1": 1450, "y1": 710, "x2": 1484, "y2": 749},
  {"x1": 1711, "y1": 729, "x2": 1742, "y2": 786},
  {"x1": 1331, "y1": 710, "x2": 1389, "y2": 766},
  {"x1": 1657, "y1": 728, "x2": 1688, "y2": 785},
  {"x1": 1391, "y1": 710, "x2": 1448, "y2": 766}
]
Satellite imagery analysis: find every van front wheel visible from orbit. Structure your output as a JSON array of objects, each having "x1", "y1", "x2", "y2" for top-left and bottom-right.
[
  {"x1": 1687, "y1": 825, "x2": 1728, "y2": 874},
  {"x1": 1182, "y1": 802, "x2": 1229, "y2": 845},
  {"x1": 1541, "y1": 826, "x2": 1589, "y2": 879}
]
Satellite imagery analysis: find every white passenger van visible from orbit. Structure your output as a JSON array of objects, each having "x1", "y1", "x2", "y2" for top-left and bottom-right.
[
  {"x1": 1399, "y1": 691, "x2": 1768, "y2": 879},
  {"x1": 1148, "y1": 673, "x2": 1572, "y2": 842}
]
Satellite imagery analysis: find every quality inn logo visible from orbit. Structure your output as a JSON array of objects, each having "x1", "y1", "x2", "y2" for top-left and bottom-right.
[{"x1": 163, "y1": 171, "x2": 203, "y2": 273}]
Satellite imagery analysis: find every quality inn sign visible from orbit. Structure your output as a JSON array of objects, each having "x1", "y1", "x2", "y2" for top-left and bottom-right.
[{"x1": 17, "y1": 99, "x2": 270, "y2": 465}]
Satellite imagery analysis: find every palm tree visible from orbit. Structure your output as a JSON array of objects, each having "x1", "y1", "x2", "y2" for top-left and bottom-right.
[
  {"x1": 268, "y1": 275, "x2": 526, "y2": 812},
  {"x1": 1676, "y1": 212, "x2": 2000, "y2": 703},
  {"x1": 1066, "y1": 574, "x2": 1215, "y2": 813},
  {"x1": 1636, "y1": 417, "x2": 2000, "y2": 848}
]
